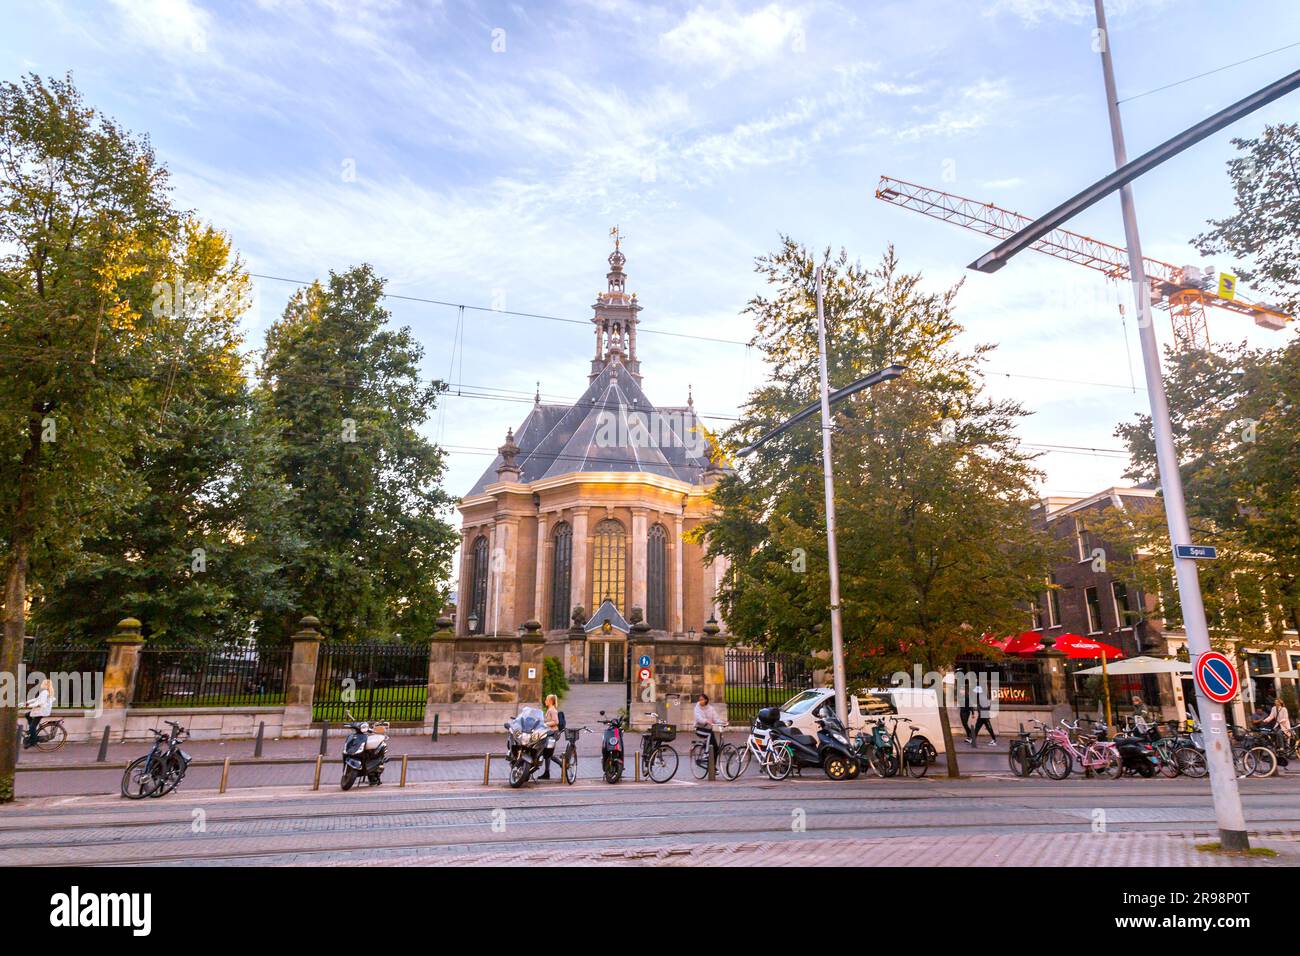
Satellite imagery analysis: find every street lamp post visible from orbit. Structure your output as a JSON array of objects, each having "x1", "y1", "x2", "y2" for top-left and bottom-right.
[
  {"x1": 736, "y1": 266, "x2": 905, "y2": 731},
  {"x1": 1091, "y1": 0, "x2": 1248, "y2": 850}
]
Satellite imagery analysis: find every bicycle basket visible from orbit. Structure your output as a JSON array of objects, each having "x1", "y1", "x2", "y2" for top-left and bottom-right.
[
  {"x1": 564, "y1": 728, "x2": 582, "y2": 743},
  {"x1": 649, "y1": 722, "x2": 677, "y2": 742}
]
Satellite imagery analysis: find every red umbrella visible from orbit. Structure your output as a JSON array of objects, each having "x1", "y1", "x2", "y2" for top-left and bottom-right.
[
  {"x1": 1053, "y1": 633, "x2": 1124, "y2": 660},
  {"x1": 1003, "y1": 631, "x2": 1045, "y2": 655},
  {"x1": 981, "y1": 632, "x2": 1009, "y2": 652}
]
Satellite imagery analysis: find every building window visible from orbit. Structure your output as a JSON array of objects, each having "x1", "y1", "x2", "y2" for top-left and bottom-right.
[
  {"x1": 1029, "y1": 600, "x2": 1043, "y2": 631},
  {"x1": 1085, "y1": 585, "x2": 1103, "y2": 634},
  {"x1": 1111, "y1": 580, "x2": 1131, "y2": 628},
  {"x1": 549, "y1": 522, "x2": 572, "y2": 630},
  {"x1": 591, "y1": 519, "x2": 626, "y2": 612},
  {"x1": 1074, "y1": 518, "x2": 1089, "y2": 562},
  {"x1": 1046, "y1": 573, "x2": 1061, "y2": 628},
  {"x1": 469, "y1": 535, "x2": 489, "y2": 633},
  {"x1": 647, "y1": 523, "x2": 668, "y2": 629}
]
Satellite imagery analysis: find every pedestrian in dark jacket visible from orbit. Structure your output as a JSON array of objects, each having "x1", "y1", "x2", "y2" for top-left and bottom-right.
[{"x1": 968, "y1": 684, "x2": 998, "y2": 746}]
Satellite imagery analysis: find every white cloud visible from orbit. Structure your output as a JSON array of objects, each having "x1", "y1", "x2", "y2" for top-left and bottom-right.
[
  {"x1": 659, "y1": 2, "x2": 806, "y2": 76},
  {"x1": 109, "y1": 0, "x2": 211, "y2": 55}
]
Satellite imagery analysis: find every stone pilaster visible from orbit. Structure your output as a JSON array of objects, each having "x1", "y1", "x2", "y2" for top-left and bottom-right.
[
  {"x1": 492, "y1": 516, "x2": 520, "y2": 635},
  {"x1": 631, "y1": 507, "x2": 649, "y2": 614},
  {"x1": 520, "y1": 620, "x2": 546, "y2": 705},
  {"x1": 533, "y1": 512, "x2": 548, "y2": 625},
  {"x1": 424, "y1": 616, "x2": 456, "y2": 726},
  {"x1": 571, "y1": 507, "x2": 590, "y2": 622},
  {"x1": 673, "y1": 514, "x2": 685, "y2": 634},
  {"x1": 282, "y1": 615, "x2": 322, "y2": 735}
]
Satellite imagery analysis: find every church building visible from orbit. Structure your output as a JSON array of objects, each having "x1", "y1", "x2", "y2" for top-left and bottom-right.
[{"x1": 456, "y1": 233, "x2": 731, "y2": 685}]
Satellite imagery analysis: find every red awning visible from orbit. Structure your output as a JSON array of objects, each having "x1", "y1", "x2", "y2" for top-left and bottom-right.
[
  {"x1": 1053, "y1": 633, "x2": 1125, "y2": 660},
  {"x1": 981, "y1": 632, "x2": 1009, "y2": 652}
]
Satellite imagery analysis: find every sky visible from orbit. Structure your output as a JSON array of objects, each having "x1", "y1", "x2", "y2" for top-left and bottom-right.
[{"x1": 4, "y1": 0, "x2": 1298, "y2": 512}]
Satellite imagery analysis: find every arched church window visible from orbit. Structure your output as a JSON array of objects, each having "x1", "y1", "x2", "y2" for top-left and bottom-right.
[
  {"x1": 469, "y1": 535, "x2": 488, "y2": 634},
  {"x1": 591, "y1": 519, "x2": 626, "y2": 612},
  {"x1": 549, "y1": 522, "x2": 573, "y2": 630},
  {"x1": 647, "y1": 524, "x2": 668, "y2": 629}
]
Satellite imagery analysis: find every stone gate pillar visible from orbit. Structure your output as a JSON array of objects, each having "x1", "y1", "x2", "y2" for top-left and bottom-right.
[
  {"x1": 89, "y1": 617, "x2": 145, "y2": 740},
  {"x1": 283, "y1": 616, "x2": 322, "y2": 736}
]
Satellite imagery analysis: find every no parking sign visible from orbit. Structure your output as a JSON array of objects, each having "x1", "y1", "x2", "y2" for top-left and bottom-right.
[
  {"x1": 1194, "y1": 651, "x2": 1238, "y2": 704},
  {"x1": 638, "y1": 666, "x2": 652, "y2": 682}
]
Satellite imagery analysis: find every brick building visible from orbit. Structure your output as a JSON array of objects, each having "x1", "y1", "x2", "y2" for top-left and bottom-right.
[{"x1": 455, "y1": 235, "x2": 729, "y2": 712}]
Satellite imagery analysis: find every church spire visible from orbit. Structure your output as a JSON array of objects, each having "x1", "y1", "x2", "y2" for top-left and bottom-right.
[{"x1": 590, "y1": 227, "x2": 643, "y2": 384}]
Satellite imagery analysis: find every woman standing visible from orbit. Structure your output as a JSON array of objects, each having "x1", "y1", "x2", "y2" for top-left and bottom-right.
[{"x1": 540, "y1": 693, "x2": 561, "y2": 779}]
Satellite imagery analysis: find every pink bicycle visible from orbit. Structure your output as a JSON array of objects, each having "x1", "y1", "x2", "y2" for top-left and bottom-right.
[{"x1": 1042, "y1": 719, "x2": 1121, "y2": 780}]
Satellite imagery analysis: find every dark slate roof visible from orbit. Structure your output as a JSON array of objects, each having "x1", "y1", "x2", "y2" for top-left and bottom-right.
[
  {"x1": 584, "y1": 599, "x2": 630, "y2": 635},
  {"x1": 466, "y1": 362, "x2": 717, "y2": 496}
]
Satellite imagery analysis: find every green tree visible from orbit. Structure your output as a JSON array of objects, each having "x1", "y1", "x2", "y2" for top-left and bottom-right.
[
  {"x1": 258, "y1": 265, "x2": 457, "y2": 642},
  {"x1": 1113, "y1": 340, "x2": 1300, "y2": 643},
  {"x1": 701, "y1": 240, "x2": 1063, "y2": 776},
  {"x1": 30, "y1": 223, "x2": 300, "y2": 646},
  {"x1": 0, "y1": 74, "x2": 181, "y2": 801},
  {"x1": 1194, "y1": 122, "x2": 1300, "y2": 315}
]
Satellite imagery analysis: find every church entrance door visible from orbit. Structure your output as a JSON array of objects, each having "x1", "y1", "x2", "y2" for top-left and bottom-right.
[{"x1": 587, "y1": 640, "x2": 627, "y2": 683}]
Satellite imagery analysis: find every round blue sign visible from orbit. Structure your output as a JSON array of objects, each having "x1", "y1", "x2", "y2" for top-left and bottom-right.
[{"x1": 638, "y1": 655, "x2": 652, "y2": 668}]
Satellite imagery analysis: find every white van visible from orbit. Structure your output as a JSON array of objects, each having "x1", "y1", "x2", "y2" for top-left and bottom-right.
[{"x1": 777, "y1": 686, "x2": 946, "y2": 756}]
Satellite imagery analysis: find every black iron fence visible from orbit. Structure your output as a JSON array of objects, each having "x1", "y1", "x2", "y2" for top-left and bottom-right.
[
  {"x1": 132, "y1": 643, "x2": 291, "y2": 708},
  {"x1": 23, "y1": 640, "x2": 109, "y2": 678},
  {"x1": 313, "y1": 642, "x2": 430, "y2": 724},
  {"x1": 724, "y1": 648, "x2": 815, "y2": 725}
]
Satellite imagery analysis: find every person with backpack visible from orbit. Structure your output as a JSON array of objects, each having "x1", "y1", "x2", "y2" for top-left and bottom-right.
[{"x1": 967, "y1": 682, "x2": 998, "y2": 747}]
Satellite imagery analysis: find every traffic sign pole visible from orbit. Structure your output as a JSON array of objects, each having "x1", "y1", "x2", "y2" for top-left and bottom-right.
[{"x1": 1094, "y1": 0, "x2": 1248, "y2": 849}]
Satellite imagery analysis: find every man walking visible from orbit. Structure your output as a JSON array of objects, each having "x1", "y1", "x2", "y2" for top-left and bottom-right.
[{"x1": 968, "y1": 682, "x2": 998, "y2": 747}]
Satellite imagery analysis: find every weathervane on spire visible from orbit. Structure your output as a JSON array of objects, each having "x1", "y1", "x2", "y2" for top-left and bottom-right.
[{"x1": 610, "y1": 224, "x2": 623, "y2": 250}]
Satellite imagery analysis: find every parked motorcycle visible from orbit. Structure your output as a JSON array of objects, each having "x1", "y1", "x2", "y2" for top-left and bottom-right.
[
  {"x1": 598, "y1": 710, "x2": 626, "y2": 784},
  {"x1": 761, "y1": 706, "x2": 857, "y2": 781},
  {"x1": 1105, "y1": 723, "x2": 1160, "y2": 777},
  {"x1": 341, "y1": 711, "x2": 390, "y2": 790},
  {"x1": 504, "y1": 706, "x2": 551, "y2": 788}
]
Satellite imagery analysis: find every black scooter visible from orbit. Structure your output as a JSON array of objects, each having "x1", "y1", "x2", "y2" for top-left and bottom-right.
[
  {"x1": 599, "y1": 710, "x2": 626, "y2": 784},
  {"x1": 1105, "y1": 724, "x2": 1160, "y2": 777},
  {"x1": 761, "y1": 707, "x2": 857, "y2": 781},
  {"x1": 341, "y1": 711, "x2": 389, "y2": 790}
]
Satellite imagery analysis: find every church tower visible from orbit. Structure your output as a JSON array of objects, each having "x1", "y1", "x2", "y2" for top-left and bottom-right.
[{"x1": 590, "y1": 226, "x2": 642, "y2": 383}]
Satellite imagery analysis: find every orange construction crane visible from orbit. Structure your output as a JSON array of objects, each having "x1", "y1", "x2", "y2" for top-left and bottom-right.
[{"x1": 875, "y1": 175, "x2": 1290, "y2": 352}]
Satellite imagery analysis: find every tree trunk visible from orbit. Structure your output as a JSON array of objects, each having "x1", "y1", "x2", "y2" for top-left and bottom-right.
[
  {"x1": 0, "y1": 416, "x2": 41, "y2": 803},
  {"x1": 938, "y1": 678, "x2": 960, "y2": 778}
]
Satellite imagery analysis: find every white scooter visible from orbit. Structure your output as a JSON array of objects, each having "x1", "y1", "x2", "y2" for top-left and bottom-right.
[{"x1": 341, "y1": 710, "x2": 390, "y2": 790}]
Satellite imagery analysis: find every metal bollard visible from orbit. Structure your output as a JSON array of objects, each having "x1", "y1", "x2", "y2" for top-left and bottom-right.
[
  {"x1": 96, "y1": 726, "x2": 111, "y2": 763},
  {"x1": 482, "y1": 753, "x2": 492, "y2": 785},
  {"x1": 219, "y1": 756, "x2": 230, "y2": 794},
  {"x1": 634, "y1": 751, "x2": 641, "y2": 782},
  {"x1": 14, "y1": 727, "x2": 21, "y2": 764},
  {"x1": 312, "y1": 754, "x2": 322, "y2": 791},
  {"x1": 431, "y1": 713, "x2": 439, "y2": 742},
  {"x1": 400, "y1": 754, "x2": 409, "y2": 787},
  {"x1": 319, "y1": 722, "x2": 330, "y2": 756},
  {"x1": 708, "y1": 740, "x2": 717, "y2": 781},
  {"x1": 254, "y1": 721, "x2": 265, "y2": 758}
]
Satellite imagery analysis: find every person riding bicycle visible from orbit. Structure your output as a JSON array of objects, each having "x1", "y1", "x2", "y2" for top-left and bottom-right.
[
  {"x1": 694, "y1": 693, "x2": 723, "y2": 765},
  {"x1": 22, "y1": 678, "x2": 54, "y2": 749}
]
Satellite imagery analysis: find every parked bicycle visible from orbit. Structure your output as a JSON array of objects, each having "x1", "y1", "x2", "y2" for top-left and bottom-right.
[
  {"x1": 1041, "y1": 720, "x2": 1121, "y2": 780},
  {"x1": 121, "y1": 721, "x2": 191, "y2": 799},
  {"x1": 726, "y1": 716, "x2": 793, "y2": 780},
  {"x1": 1008, "y1": 720, "x2": 1055, "y2": 777},
  {"x1": 690, "y1": 721, "x2": 737, "y2": 779},
  {"x1": 560, "y1": 725, "x2": 589, "y2": 785},
  {"x1": 854, "y1": 717, "x2": 899, "y2": 777},
  {"x1": 640, "y1": 712, "x2": 680, "y2": 783}
]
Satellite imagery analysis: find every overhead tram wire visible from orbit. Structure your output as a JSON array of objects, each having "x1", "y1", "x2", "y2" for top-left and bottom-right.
[{"x1": 1117, "y1": 40, "x2": 1300, "y2": 105}]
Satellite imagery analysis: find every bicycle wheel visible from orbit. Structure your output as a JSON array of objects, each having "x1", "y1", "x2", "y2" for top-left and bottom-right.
[
  {"x1": 727, "y1": 745, "x2": 752, "y2": 779},
  {"x1": 1098, "y1": 747, "x2": 1124, "y2": 780},
  {"x1": 1008, "y1": 741, "x2": 1030, "y2": 776},
  {"x1": 646, "y1": 744, "x2": 679, "y2": 783},
  {"x1": 1042, "y1": 745, "x2": 1073, "y2": 780},
  {"x1": 1249, "y1": 746, "x2": 1278, "y2": 778},
  {"x1": 1155, "y1": 745, "x2": 1181, "y2": 778},
  {"x1": 1175, "y1": 747, "x2": 1207, "y2": 778},
  {"x1": 719, "y1": 744, "x2": 741, "y2": 780},
  {"x1": 563, "y1": 744, "x2": 577, "y2": 785},
  {"x1": 157, "y1": 753, "x2": 187, "y2": 795},
  {"x1": 121, "y1": 755, "x2": 163, "y2": 800},
  {"x1": 1233, "y1": 748, "x2": 1251, "y2": 776},
  {"x1": 764, "y1": 744, "x2": 793, "y2": 781},
  {"x1": 904, "y1": 743, "x2": 929, "y2": 778},
  {"x1": 34, "y1": 723, "x2": 67, "y2": 752},
  {"x1": 870, "y1": 746, "x2": 899, "y2": 778}
]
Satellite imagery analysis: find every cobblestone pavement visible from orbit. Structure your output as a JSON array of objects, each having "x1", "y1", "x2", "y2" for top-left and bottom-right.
[{"x1": 3, "y1": 773, "x2": 1300, "y2": 866}]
